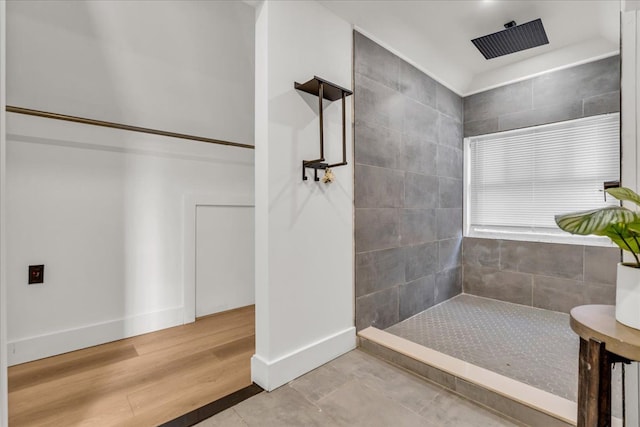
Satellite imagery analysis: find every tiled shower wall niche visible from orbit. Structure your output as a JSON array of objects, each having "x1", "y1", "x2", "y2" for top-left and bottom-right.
[
  {"x1": 354, "y1": 32, "x2": 464, "y2": 331},
  {"x1": 462, "y1": 55, "x2": 621, "y2": 313}
]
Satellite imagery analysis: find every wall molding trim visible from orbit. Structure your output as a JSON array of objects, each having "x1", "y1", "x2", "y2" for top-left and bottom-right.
[
  {"x1": 7, "y1": 306, "x2": 184, "y2": 366},
  {"x1": 182, "y1": 193, "x2": 254, "y2": 324},
  {"x1": 251, "y1": 327, "x2": 356, "y2": 391}
]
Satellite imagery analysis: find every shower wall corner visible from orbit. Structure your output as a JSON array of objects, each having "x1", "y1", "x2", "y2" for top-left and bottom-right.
[{"x1": 353, "y1": 31, "x2": 464, "y2": 331}]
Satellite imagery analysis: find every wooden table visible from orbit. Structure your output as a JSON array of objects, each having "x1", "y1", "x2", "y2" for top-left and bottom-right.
[{"x1": 570, "y1": 305, "x2": 640, "y2": 427}]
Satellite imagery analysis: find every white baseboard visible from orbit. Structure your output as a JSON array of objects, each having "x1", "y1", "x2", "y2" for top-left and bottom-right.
[
  {"x1": 251, "y1": 326, "x2": 356, "y2": 391},
  {"x1": 7, "y1": 306, "x2": 184, "y2": 366}
]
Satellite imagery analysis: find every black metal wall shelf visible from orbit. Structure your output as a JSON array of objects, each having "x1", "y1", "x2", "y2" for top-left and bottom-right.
[
  {"x1": 295, "y1": 76, "x2": 352, "y2": 101},
  {"x1": 294, "y1": 76, "x2": 353, "y2": 182}
]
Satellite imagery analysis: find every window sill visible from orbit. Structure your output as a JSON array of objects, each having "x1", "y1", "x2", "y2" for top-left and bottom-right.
[{"x1": 465, "y1": 229, "x2": 616, "y2": 248}]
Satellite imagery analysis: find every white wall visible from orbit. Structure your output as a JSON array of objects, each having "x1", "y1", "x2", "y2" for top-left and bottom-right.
[
  {"x1": 5, "y1": 0, "x2": 255, "y2": 365},
  {"x1": 195, "y1": 205, "x2": 255, "y2": 317},
  {"x1": 7, "y1": 0, "x2": 255, "y2": 146},
  {"x1": 621, "y1": 3, "x2": 640, "y2": 426},
  {"x1": 0, "y1": 0, "x2": 8, "y2": 424},
  {"x1": 252, "y1": 0, "x2": 356, "y2": 391}
]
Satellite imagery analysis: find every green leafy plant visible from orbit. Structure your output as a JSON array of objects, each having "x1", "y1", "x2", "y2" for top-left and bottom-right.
[{"x1": 555, "y1": 187, "x2": 640, "y2": 266}]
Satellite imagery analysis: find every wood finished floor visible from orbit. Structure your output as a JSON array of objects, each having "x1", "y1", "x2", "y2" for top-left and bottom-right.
[{"x1": 8, "y1": 305, "x2": 255, "y2": 427}]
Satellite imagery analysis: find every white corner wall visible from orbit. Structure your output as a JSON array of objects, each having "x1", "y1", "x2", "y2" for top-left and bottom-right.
[
  {"x1": 252, "y1": 0, "x2": 356, "y2": 391},
  {"x1": 0, "y1": 0, "x2": 8, "y2": 424},
  {"x1": 622, "y1": 3, "x2": 640, "y2": 425},
  {"x1": 5, "y1": 1, "x2": 255, "y2": 365}
]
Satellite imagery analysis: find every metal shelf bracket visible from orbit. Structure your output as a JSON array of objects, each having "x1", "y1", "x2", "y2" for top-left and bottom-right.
[{"x1": 294, "y1": 76, "x2": 353, "y2": 182}]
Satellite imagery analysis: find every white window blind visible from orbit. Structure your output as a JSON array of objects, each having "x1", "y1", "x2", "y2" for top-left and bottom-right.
[{"x1": 466, "y1": 113, "x2": 620, "y2": 242}]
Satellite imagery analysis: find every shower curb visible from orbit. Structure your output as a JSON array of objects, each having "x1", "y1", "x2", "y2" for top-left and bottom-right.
[{"x1": 358, "y1": 327, "x2": 622, "y2": 427}]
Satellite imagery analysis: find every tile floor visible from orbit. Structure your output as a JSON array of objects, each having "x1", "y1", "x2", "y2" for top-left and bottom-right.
[
  {"x1": 195, "y1": 349, "x2": 519, "y2": 427},
  {"x1": 386, "y1": 294, "x2": 621, "y2": 413}
]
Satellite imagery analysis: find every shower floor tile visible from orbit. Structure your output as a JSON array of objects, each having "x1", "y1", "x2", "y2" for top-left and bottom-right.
[{"x1": 385, "y1": 294, "x2": 622, "y2": 407}]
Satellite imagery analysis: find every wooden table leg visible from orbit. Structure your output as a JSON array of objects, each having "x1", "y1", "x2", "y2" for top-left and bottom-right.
[
  {"x1": 578, "y1": 338, "x2": 612, "y2": 427},
  {"x1": 578, "y1": 338, "x2": 590, "y2": 426}
]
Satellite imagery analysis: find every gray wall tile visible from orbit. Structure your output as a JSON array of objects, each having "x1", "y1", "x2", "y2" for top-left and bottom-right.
[
  {"x1": 464, "y1": 80, "x2": 532, "y2": 123},
  {"x1": 399, "y1": 275, "x2": 436, "y2": 320},
  {"x1": 354, "y1": 32, "x2": 400, "y2": 90},
  {"x1": 400, "y1": 209, "x2": 437, "y2": 246},
  {"x1": 463, "y1": 118, "x2": 499, "y2": 137},
  {"x1": 439, "y1": 177, "x2": 462, "y2": 208},
  {"x1": 498, "y1": 100, "x2": 582, "y2": 132},
  {"x1": 464, "y1": 56, "x2": 620, "y2": 139},
  {"x1": 355, "y1": 208, "x2": 400, "y2": 253},
  {"x1": 500, "y1": 240, "x2": 583, "y2": 280},
  {"x1": 437, "y1": 208, "x2": 462, "y2": 240},
  {"x1": 402, "y1": 97, "x2": 439, "y2": 141},
  {"x1": 356, "y1": 247, "x2": 405, "y2": 297},
  {"x1": 463, "y1": 237, "x2": 500, "y2": 268},
  {"x1": 355, "y1": 74, "x2": 403, "y2": 132},
  {"x1": 462, "y1": 239, "x2": 619, "y2": 312},
  {"x1": 532, "y1": 276, "x2": 584, "y2": 313},
  {"x1": 354, "y1": 32, "x2": 463, "y2": 330},
  {"x1": 399, "y1": 133, "x2": 438, "y2": 175},
  {"x1": 584, "y1": 246, "x2": 620, "y2": 285},
  {"x1": 532, "y1": 56, "x2": 620, "y2": 109},
  {"x1": 437, "y1": 146, "x2": 463, "y2": 179},
  {"x1": 436, "y1": 84, "x2": 463, "y2": 122},
  {"x1": 399, "y1": 61, "x2": 436, "y2": 108},
  {"x1": 438, "y1": 113, "x2": 463, "y2": 150},
  {"x1": 405, "y1": 172, "x2": 438, "y2": 209},
  {"x1": 463, "y1": 266, "x2": 533, "y2": 306},
  {"x1": 435, "y1": 266, "x2": 462, "y2": 304},
  {"x1": 583, "y1": 91, "x2": 620, "y2": 116},
  {"x1": 405, "y1": 242, "x2": 439, "y2": 282},
  {"x1": 355, "y1": 164, "x2": 404, "y2": 208},
  {"x1": 439, "y1": 238, "x2": 462, "y2": 271},
  {"x1": 354, "y1": 119, "x2": 401, "y2": 169},
  {"x1": 584, "y1": 283, "x2": 616, "y2": 305},
  {"x1": 356, "y1": 286, "x2": 399, "y2": 331}
]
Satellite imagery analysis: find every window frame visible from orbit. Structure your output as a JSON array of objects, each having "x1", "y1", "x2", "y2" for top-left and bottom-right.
[{"x1": 463, "y1": 114, "x2": 620, "y2": 248}]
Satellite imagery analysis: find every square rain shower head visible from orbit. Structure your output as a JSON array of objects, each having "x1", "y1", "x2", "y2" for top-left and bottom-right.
[{"x1": 472, "y1": 18, "x2": 549, "y2": 60}]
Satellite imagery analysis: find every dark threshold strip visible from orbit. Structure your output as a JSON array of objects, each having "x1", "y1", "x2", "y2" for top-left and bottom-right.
[{"x1": 159, "y1": 383, "x2": 263, "y2": 427}]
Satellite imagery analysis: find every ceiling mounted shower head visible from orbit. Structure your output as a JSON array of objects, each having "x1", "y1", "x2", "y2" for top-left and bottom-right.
[{"x1": 471, "y1": 18, "x2": 549, "y2": 60}]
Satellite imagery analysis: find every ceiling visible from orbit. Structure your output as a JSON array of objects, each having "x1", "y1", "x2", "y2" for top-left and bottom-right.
[{"x1": 319, "y1": 0, "x2": 620, "y2": 96}]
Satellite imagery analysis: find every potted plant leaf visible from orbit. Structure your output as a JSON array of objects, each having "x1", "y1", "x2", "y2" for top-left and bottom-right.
[{"x1": 555, "y1": 186, "x2": 640, "y2": 330}]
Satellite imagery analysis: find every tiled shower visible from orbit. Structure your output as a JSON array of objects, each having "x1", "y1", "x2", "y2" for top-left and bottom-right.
[
  {"x1": 353, "y1": 30, "x2": 623, "y2": 417},
  {"x1": 354, "y1": 32, "x2": 621, "y2": 328}
]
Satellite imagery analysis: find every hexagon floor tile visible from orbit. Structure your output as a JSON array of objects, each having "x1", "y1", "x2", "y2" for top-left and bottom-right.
[{"x1": 385, "y1": 294, "x2": 622, "y2": 414}]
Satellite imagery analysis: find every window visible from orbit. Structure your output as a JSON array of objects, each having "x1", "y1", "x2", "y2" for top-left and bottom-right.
[{"x1": 464, "y1": 113, "x2": 620, "y2": 245}]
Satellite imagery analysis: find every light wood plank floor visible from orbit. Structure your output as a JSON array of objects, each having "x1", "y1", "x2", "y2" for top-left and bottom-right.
[{"x1": 9, "y1": 305, "x2": 255, "y2": 427}]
